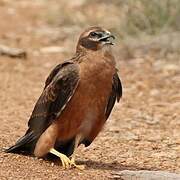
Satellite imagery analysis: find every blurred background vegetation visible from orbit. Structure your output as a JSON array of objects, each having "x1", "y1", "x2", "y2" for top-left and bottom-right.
[{"x1": 41, "y1": 0, "x2": 180, "y2": 60}]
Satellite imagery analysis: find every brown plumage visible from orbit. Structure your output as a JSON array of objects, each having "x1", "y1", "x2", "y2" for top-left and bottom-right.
[{"x1": 6, "y1": 27, "x2": 122, "y2": 169}]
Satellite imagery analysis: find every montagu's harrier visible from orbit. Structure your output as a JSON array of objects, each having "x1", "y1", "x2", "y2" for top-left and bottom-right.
[{"x1": 6, "y1": 27, "x2": 122, "y2": 169}]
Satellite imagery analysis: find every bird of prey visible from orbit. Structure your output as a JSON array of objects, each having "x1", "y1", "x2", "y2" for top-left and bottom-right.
[{"x1": 5, "y1": 27, "x2": 122, "y2": 169}]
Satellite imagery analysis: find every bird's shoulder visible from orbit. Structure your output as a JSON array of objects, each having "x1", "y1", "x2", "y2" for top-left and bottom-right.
[
  {"x1": 27, "y1": 56, "x2": 82, "y2": 133},
  {"x1": 44, "y1": 54, "x2": 83, "y2": 88}
]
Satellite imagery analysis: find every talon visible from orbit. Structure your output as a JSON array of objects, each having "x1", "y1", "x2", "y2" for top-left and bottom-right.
[
  {"x1": 49, "y1": 148, "x2": 71, "y2": 169},
  {"x1": 59, "y1": 153, "x2": 71, "y2": 169}
]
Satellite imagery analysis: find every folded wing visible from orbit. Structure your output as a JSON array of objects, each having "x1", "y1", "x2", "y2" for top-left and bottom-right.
[
  {"x1": 105, "y1": 71, "x2": 122, "y2": 119},
  {"x1": 5, "y1": 62, "x2": 80, "y2": 153}
]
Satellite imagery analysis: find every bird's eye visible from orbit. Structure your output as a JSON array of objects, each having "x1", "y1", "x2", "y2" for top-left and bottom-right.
[{"x1": 90, "y1": 32, "x2": 98, "y2": 37}]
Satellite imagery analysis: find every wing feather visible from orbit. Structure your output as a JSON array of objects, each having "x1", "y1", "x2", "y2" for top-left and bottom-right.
[
  {"x1": 5, "y1": 62, "x2": 80, "y2": 153},
  {"x1": 28, "y1": 62, "x2": 80, "y2": 134},
  {"x1": 105, "y1": 72, "x2": 122, "y2": 119}
]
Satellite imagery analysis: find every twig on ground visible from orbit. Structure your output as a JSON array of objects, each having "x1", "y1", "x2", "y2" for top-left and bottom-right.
[{"x1": 0, "y1": 44, "x2": 27, "y2": 59}]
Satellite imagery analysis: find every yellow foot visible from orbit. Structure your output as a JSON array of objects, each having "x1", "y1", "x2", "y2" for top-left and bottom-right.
[
  {"x1": 50, "y1": 148, "x2": 71, "y2": 169},
  {"x1": 70, "y1": 157, "x2": 85, "y2": 170},
  {"x1": 59, "y1": 153, "x2": 72, "y2": 169},
  {"x1": 49, "y1": 148, "x2": 85, "y2": 170}
]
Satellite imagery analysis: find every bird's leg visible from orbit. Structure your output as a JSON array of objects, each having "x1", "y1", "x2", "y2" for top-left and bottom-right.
[
  {"x1": 49, "y1": 134, "x2": 85, "y2": 170},
  {"x1": 70, "y1": 134, "x2": 85, "y2": 170},
  {"x1": 49, "y1": 148, "x2": 71, "y2": 169}
]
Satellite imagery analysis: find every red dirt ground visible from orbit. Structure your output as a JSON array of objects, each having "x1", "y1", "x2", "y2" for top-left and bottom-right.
[{"x1": 0, "y1": 1, "x2": 179, "y2": 179}]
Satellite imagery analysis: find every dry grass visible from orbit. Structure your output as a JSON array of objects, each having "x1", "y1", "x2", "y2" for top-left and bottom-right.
[{"x1": 43, "y1": 0, "x2": 180, "y2": 60}]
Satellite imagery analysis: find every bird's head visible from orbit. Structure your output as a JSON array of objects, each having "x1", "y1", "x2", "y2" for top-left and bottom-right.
[{"x1": 76, "y1": 27, "x2": 115, "y2": 53}]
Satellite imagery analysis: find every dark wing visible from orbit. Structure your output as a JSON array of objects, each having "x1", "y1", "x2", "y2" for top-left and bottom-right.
[
  {"x1": 28, "y1": 62, "x2": 80, "y2": 133},
  {"x1": 5, "y1": 62, "x2": 80, "y2": 153},
  {"x1": 44, "y1": 61, "x2": 73, "y2": 89},
  {"x1": 105, "y1": 71, "x2": 122, "y2": 119}
]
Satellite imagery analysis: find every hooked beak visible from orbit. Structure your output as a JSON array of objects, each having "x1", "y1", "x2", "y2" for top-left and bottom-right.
[{"x1": 99, "y1": 32, "x2": 115, "y2": 45}]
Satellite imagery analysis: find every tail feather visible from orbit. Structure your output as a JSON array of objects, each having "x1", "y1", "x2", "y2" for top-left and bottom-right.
[{"x1": 5, "y1": 131, "x2": 38, "y2": 154}]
